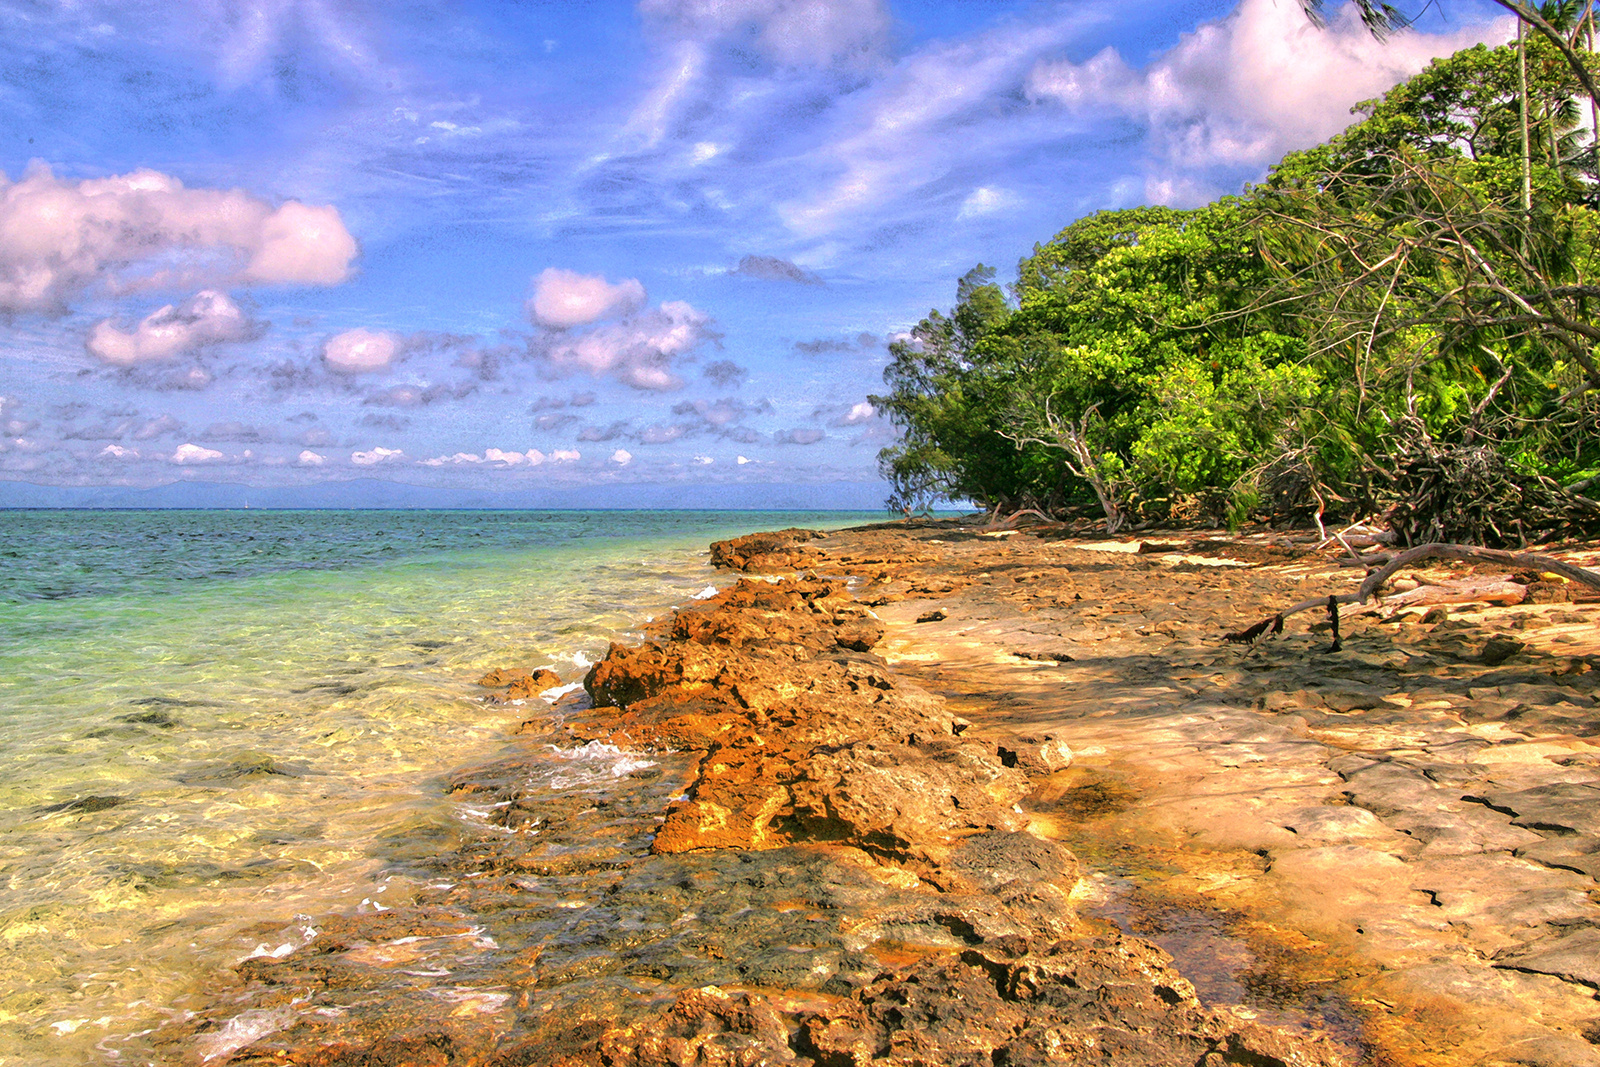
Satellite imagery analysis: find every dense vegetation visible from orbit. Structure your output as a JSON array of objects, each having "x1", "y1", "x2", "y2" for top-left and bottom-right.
[{"x1": 875, "y1": 10, "x2": 1600, "y2": 545}]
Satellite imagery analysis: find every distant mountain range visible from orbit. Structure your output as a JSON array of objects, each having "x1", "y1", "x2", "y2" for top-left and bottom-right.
[{"x1": 0, "y1": 477, "x2": 898, "y2": 511}]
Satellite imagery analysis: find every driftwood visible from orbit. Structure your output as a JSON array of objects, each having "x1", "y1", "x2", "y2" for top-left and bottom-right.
[
  {"x1": 1224, "y1": 542, "x2": 1600, "y2": 645},
  {"x1": 1382, "y1": 578, "x2": 1527, "y2": 608}
]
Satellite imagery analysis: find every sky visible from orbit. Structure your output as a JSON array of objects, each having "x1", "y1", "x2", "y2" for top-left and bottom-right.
[{"x1": 0, "y1": 0, "x2": 1514, "y2": 505}]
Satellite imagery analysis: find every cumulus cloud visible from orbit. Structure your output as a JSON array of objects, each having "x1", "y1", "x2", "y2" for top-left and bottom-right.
[
  {"x1": 172, "y1": 442, "x2": 225, "y2": 464},
  {"x1": 526, "y1": 268, "x2": 647, "y2": 329},
  {"x1": 421, "y1": 452, "x2": 482, "y2": 467},
  {"x1": 636, "y1": 423, "x2": 690, "y2": 445},
  {"x1": 578, "y1": 420, "x2": 632, "y2": 443},
  {"x1": 639, "y1": 0, "x2": 891, "y2": 67},
  {"x1": 86, "y1": 290, "x2": 262, "y2": 365},
  {"x1": 534, "y1": 412, "x2": 583, "y2": 432},
  {"x1": 352, "y1": 446, "x2": 403, "y2": 465},
  {"x1": 729, "y1": 254, "x2": 822, "y2": 285},
  {"x1": 671, "y1": 396, "x2": 772, "y2": 435},
  {"x1": 485, "y1": 447, "x2": 545, "y2": 466},
  {"x1": 1026, "y1": 0, "x2": 1509, "y2": 178},
  {"x1": 703, "y1": 360, "x2": 746, "y2": 387},
  {"x1": 98, "y1": 444, "x2": 137, "y2": 459},
  {"x1": 548, "y1": 449, "x2": 581, "y2": 462},
  {"x1": 0, "y1": 165, "x2": 358, "y2": 315},
  {"x1": 610, "y1": 448, "x2": 633, "y2": 465},
  {"x1": 323, "y1": 328, "x2": 400, "y2": 373},
  {"x1": 298, "y1": 450, "x2": 326, "y2": 466},
  {"x1": 815, "y1": 400, "x2": 878, "y2": 427},
  {"x1": 541, "y1": 300, "x2": 717, "y2": 391},
  {"x1": 419, "y1": 447, "x2": 546, "y2": 467}
]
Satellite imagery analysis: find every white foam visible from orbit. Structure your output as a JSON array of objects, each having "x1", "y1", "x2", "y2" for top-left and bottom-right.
[
  {"x1": 534, "y1": 740, "x2": 657, "y2": 791},
  {"x1": 239, "y1": 917, "x2": 318, "y2": 963},
  {"x1": 541, "y1": 682, "x2": 584, "y2": 704},
  {"x1": 195, "y1": 1007, "x2": 294, "y2": 1062},
  {"x1": 690, "y1": 585, "x2": 719, "y2": 600}
]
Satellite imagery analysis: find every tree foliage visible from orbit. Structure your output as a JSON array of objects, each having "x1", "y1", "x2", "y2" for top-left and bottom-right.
[{"x1": 875, "y1": 20, "x2": 1600, "y2": 544}]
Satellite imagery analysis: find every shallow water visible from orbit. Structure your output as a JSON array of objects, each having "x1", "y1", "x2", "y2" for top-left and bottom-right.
[{"x1": 0, "y1": 509, "x2": 874, "y2": 1066}]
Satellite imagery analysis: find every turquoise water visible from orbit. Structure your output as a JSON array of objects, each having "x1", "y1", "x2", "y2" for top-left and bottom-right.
[{"x1": 0, "y1": 509, "x2": 875, "y2": 1065}]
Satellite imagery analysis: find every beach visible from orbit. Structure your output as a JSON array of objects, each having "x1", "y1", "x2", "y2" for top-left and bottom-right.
[{"x1": 15, "y1": 513, "x2": 1600, "y2": 1065}]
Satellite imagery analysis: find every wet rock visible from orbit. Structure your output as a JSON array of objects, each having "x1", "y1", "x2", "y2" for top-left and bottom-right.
[
  {"x1": 175, "y1": 753, "x2": 307, "y2": 784},
  {"x1": 119, "y1": 708, "x2": 181, "y2": 727},
  {"x1": 709, "y1": 528, "x2": 825, "y2": 572},
  {"x1": 942, "y1": 830, "x2": 1079, "y2": 894},
  {"x1": 997, "y1": 734, "x2": 1074, "y2": 775},
  {"x1": 791, "y1": 739, "x2": 1030, "y2": 861},
  {"x1": 39, "y1": 794, "x2": 129, "y2": 815},
  {"x1": 916, "y1": 609, "x2": 947, "y2": 623},
  {"x1": 598, "y1": 986, "x2": 801, "y2": 1066},
  {"x1": 797, "y1": 937, "x2": 1348, "y2": 1067}
]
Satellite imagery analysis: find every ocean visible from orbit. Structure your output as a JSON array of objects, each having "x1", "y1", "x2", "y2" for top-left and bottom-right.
[{"x1": 0, "y1": 508, "x2": 877, "y2": 1065}]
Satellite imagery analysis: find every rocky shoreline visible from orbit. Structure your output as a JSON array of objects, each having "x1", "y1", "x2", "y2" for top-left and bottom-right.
[{"x1": 167, "y1": 518, "x2": 1600, "y2": 1066}]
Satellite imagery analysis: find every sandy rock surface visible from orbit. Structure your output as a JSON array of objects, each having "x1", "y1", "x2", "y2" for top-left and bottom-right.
[{"x1": 758, "y1": 519, "x2": 1600, "y2": 1067}]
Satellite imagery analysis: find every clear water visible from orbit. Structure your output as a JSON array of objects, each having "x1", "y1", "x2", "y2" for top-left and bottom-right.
[{"x1": 0, "y1": 509, "x2": 875, "y2": 1065}]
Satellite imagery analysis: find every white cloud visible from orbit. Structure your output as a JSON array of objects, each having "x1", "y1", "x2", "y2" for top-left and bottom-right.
[
  {"x1": 956, "y1": 186, "x2": 1016, "y2": 220},
  {"x1": 323, "y1": 328, "x2": 399, "y2": 373},
  {"x1": 541, "y1": 299, "x2": 716, "y2": 391},
  {"x1": 351, "y1": 446, "x2": 403, "y2": 465},
  {"x1": 98, "y1": 444, "x2": 137, "y2": 459},
  {"x1": 736, "y1": 454, "x2": 751, "y2": 464},
  {"x1": 0, "y1": 165, "x2": 359, "y2": 314},
  {"x1": 484, "y1": 447, "x2": 545, "y2": 466},
  {"x1": 610, "y1": 448, "x2": 633, "y2": 465},
  {"x1": 548, "y1": 449, "x2": 581, "y2": 462},
  {"x1": 694, "y1": 455, "x2": 713, "y2": 465},
  {"x1": 527, "y1": 268, "x2": 647, "y2": 329},
  {"x1": 86, "y1": 290, "x2": 260, "y2": 365},
  {"x1": 639, "y1": 0, "x2": 891, "y2": 67},
  {"x1": 1027, "y1": 0, "x2": 1510, "y2": 170},
  {"x1": 298, "y1": 449, "x2": 325, "y2": 465},
  {"x1": 172, "y1": 442, "x2": 225, "y2": 464},
  {"x1": 420, "y1": 452, "x2": 477, "y2": 466}
]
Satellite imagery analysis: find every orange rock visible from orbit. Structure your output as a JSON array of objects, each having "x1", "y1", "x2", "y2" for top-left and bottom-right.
[{"x1": 479, "y1": 666, "x2": 562, "y2": 702}]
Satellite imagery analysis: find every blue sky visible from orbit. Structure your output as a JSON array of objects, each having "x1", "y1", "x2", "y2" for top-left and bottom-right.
[{"x1": 0, "y1": 0, "x2": 1511, "y2": 503}]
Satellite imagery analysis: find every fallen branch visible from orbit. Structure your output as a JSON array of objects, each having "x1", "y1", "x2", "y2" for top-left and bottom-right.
[
  {"x1": 1382, "y1": 578, "x2": 1527, "y2": 608},
  {"x1": 984, "y1": 507, "x2": 1055, "y2": 531},
  {"x1": 1224, "y1": 542, "x2": 1600, "y2": 645}
]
